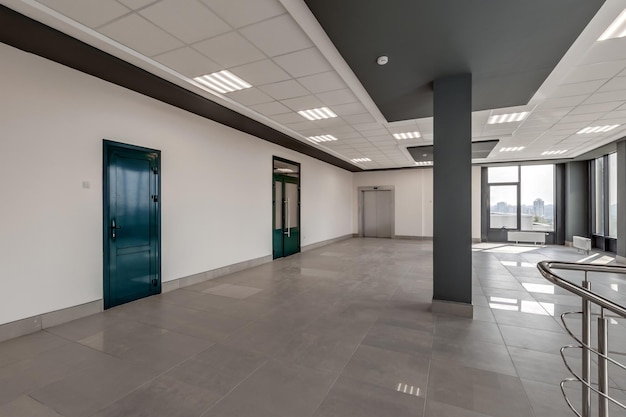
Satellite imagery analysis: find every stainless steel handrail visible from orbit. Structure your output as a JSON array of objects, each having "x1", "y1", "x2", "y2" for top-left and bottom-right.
[
  {"x1": 537, "y1": 261, "x2": 626, "y2": 417},
  {"x1": 537, "y1": 261, "x2": 626, "y2": 317}
]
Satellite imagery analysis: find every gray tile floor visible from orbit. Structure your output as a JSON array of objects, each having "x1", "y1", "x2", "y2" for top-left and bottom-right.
[{"x1": 1, "y1": 238, "x2": 625, "y2": 416}]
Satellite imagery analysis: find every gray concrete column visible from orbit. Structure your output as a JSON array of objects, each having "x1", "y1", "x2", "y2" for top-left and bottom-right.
[
  {"x1": 564, "y1": 161, "x2": 589, "y2": 244},
  {"x1": 432, "y1": 74, "x2": 473, "y2": 317},
  {"x1": 617, "y1": 140, "x2": 626, "y2": 262}
]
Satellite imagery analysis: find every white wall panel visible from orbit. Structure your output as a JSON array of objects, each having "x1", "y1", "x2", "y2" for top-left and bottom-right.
[{"x1": 0, "y1": 43, "x2": 352, "y2": 325}]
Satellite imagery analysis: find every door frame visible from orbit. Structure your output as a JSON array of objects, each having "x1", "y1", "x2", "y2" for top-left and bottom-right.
[
  {"x1": 358, "y1": 186, "x2": 395, "y2": 238},
  {"x1": 103, "y1": 140, "x2": 161, "y2": 309},
  {"x1": 272, "y1": 156, "x2": 301, "y2": 259}
]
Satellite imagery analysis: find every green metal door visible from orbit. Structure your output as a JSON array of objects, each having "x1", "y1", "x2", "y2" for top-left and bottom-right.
[
  {"x1": 273, "y1": 174, "x2": 300, "y2": 259},
  {"x1": 104, "y1": 141, "x2": 160, "y2": 309}
]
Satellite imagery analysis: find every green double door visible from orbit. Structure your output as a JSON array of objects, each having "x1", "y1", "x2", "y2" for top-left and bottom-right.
[
  {"x1": 273, "y1": 174, "x2": 300, "y2": 259},
  {"x1": 104, "y1": 141, "x2": 161, "y2": 309}
]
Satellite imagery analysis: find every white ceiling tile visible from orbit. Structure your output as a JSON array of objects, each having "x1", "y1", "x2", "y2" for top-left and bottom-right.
[
  {"x1": 226, "y1": 88, "x2": 273, "y2": 105},
  {"x1": 598, "y1": 76, "x2": 626, "y2": 92},
  {"x1": 313, "y1": 118, "x2": 348, "y2": 128},
  {"x1": 250, "y1": 101, "x2": 291, "y2": 116},
  {"x1": 139, "y1": 0, "x2": 229, "y2": 43},
  {"x1": 280, "y1": 95, "x2": 324, "y2": 111},
  {"x1": 564, "y1": 61, "x2": 626, "y2": 84},
  {"x1": 258, "y1": 80, "x2": 309, "y2": 100},
  {"x1": 584, "y1": 89, "x2": 626, "y2": 104},
  {"x1": 239, "y1": 15, "x2": 312, "y2": 57},
  {"x1": 601, "y1": 110, "x2": 626, "y2": 119},
  {"x1": 336, "y1": 131, "x2": 364, "y2": 139},
  {"x1": 362, "y1": 129, "x2": 389, "y2": 137},
  {"x1": 536, "y1": 95, "x2": 588, "y2": 109},
  {"x1": 342, "y1": 113, "x2": 375, "y2": 124},
  {"x1": 37, "y1": 0, "x2": 129, "y2": 28},
  {"x1": 271, "y1": 112, "x2": 308, "y2": 124},
  {"x1": 201, "y1": 0, "x2": 285, "y2": 28},
  {"x1": 353, "y1": 123, "x2": 383, "y2": 132},
  {"x1": 193, "y1": 32, "x2": 265, "y2": 68},
  {"x1": 550, "y1": 80, "x2": 604, "y2": 98},
  {"x1": 154, "y1": 47, "x2": 221, "y2": 78},
  {"x1": 332, "y1": 102, "x2": 367, "y2": 116},
  {"x1": 297, "y1": 72, "x2": 346, "y2": 93},
  {"x1": 580, "y1": 37, "x2": 626, "y2": 65},
  {"x1": 100, "y1": 14, "x2": 183, "y2": 56},
  {"x1": 552, "y1": 121, "x2": 589, "y2": 130},
  {"x1": 316, "y1": 89, "x2": 358, "y2": 106},
  {"x1": 117, "y1": 0, "x2": 155, "y2": 10},
  {"x1": 283, "y1": 120, "x2": 318, "y2": 131},
  {"x1": 273, "y1": 48, "x2": 332, "y2": 78},
  {"x1": 558, "y1": 113, "x2": 603, "y2": 123},
  {"x1": 568, "y1": 102, "x2": 622, "y2": 115},
  {"x1": 230, "y1": 59, "x2": 291, "y2": 85},
  {"x1": 329, "y1": 125, "x2": 357, "y2": 134}
]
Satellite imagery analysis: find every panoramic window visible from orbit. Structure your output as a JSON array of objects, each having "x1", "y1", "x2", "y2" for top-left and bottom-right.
[
  {"x1": 488, "y1": 165, "x2": 555, "y2": 232},
  {"x1": 521, "y1": 165, "x2": 554, "y2": 231},
  {"x1": 594, "y1": 156, "x2": 605, "y2": 236},
  {"x1": 608, "y1": 153, "x2": 617, "y2": 238}
]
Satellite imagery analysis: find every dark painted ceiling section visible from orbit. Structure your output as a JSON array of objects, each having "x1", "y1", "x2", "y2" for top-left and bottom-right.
[
  {"x1": 304, "y1": 0, "x2": 605, "y2": 121},
  {"x1": 0, "y1": 5, "x2": 361, "y2": 173}
]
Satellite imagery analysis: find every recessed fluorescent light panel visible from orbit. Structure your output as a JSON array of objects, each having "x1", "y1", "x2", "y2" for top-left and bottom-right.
[
  {"x1": 308, "y1": 135, "x2": 338, "y2": 143},
  {"x1": 194, "y1": 70, "x2": 252, "y2": 93},
  {"x1": 415, "y1": 161, "x2": 433, "y2": 166},
  {"x1": 598, "y1": 9, "x2": 626, "y2": 41},
  {"x1": 393, "y1": 132, "x2": 421, "y2": 140},
  {"x1": 541, "y1": 150, "x2": 568, "y2": 156},
  {"x1": 298, "y1": 107, "x2": 337, "y2": 121},
  {"x1": 488, "y1": 112, "x2": 529, "y2": 124},
  {"x1": 351, "y1": 158, "x2": 372, "y2": 163},
  {"x1": 500, "y1": 147, "x2": 525, "y2": 152},
  {"x1": 577, "y1": 125, "x2": 620, "y2": 134}
]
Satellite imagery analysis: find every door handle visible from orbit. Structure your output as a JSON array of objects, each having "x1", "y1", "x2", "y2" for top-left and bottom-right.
[
  {"x1": 284, "y1": 199, "x2": 291, "y2": 237},
  {"x1": 111, "y1": 218, "x2": 122, "y2": 240}
]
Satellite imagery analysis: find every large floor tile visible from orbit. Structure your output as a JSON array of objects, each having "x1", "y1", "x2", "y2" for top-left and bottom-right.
[
  {"x1": 92, "y1": 375, "x2": 221, "y2": 417},
  {"x1": 342, "y1": 345, "x2": 431, "y2": 393},
  {"x1": 313, "y1": 375, "x2": 424, "y2": 417},
  {"x1": 431, "y1": 336, "x2": 517, "y2": 376},
  {"x1": 0, "y1": 395, "x2": 64, "y2": 417},
  {"x1": 428, "y1": 359, "x2": 534, "y2": 417},
  {"x1": 202, "y1": 360, "x2": 335, "y2": 417}
]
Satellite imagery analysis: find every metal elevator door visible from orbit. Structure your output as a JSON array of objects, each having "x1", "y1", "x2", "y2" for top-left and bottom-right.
[{"x1": 363, "y1": 190, "x2": 392, "y2": 238}]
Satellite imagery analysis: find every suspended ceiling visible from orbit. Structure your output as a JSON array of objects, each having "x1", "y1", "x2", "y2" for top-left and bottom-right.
[{"x1": 2, "y1": 0, "x2": 626, "y2": 171}]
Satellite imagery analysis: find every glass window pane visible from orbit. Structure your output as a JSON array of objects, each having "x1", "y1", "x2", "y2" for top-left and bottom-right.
[
  {"x1": 595, "y1": 157, "x2": 605, "y2": 235},
  {"x1": 609, "y1": 153, "x2": 617, "y2": 238},
  {"x1": 521, "y1": 165, "x2": 554, "y2": 231},
  {"x1": 488, "y1": 166, "x2": 519, "y2": 183},
  {"x1": 490, "y1": 185, "x2": 518, "y2": 229}
]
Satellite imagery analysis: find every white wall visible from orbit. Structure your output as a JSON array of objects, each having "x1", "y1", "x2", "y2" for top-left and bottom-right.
[
  {"x1": 0, "y1": 44, "x2": 353, "y2": 325},
  {"x1": 353, "y1": 166, "x2": 482, "y2": 239}
]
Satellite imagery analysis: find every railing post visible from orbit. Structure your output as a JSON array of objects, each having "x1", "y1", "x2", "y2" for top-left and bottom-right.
[
  {"x1": 598, "y1": 309, "x2": 610, "y2": 417},
  {"x1": 582, "y1": 277, "x2": 591, "y2": 417}
]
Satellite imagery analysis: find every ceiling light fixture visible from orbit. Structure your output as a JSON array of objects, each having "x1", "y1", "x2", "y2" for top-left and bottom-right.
[
  {"x1": 415, "y1": 161, "x2": 433, "y2": 166},
  {"x1": 393, "y1": 132, "x2": 421, "y2": 140},
  {"x1": 541, "y1": 150, "x2": 568, "y2": 156},
  {"x1": 351, "y1": 158, "x2": 372, "y2": 163},
  {"x1": 194, "y1": 70, "x2": 252, "y2": 94},
  {"x1": 308, "y1": 135, "x2": 338, "y2": 143},
  {"x1": 499, "y1": 147, "x2": 525, "y2": 152},
  {"x1": 577, "y1": 125, "x2": 620, "y2": 134},
  {"x1": 488, "y1": 112, "x2": 529, "y2": 124},
  {"x1": 298, "y1": 107, "x2": 338, "y2": 121},
  {"x1": 377, "y1": 56, "x2": 389, "y2": 65},
  {"x1": 598, "y1": 9, "x2": 626, "y2": 41}
]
